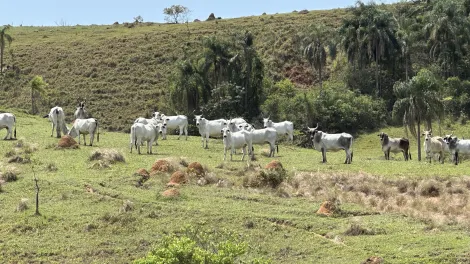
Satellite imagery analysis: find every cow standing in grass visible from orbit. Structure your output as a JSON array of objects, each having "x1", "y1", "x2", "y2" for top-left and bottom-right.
[
  {"x1": 422, "y1": 130, "x2": 447, "y2": 163},
  {"x1": 0, "y1": 113, "x2": 16, "y2": 140},
  {"x1": 68, "y1": 118, "x2": 99, "y2": 146},
  {"x1": 263, "y1": 118, "x2": 294, "y2": 141},
  {"x1": 130, "y1": 123, "x2": 164, "y2": 154},
  {"x1": 444, "y1": 135, "x2": 470, "y2": 165},
  {"x1": 307, "y1": 124, "x2": 353, "y2": 164},
  {"x1": 378, "y1": 132, "x2": 411, "y2": 161},
  {"x1": 44, "y1": 106, "x2": 68, "y2": 138},
  {"x1": 221, "y1": 127, "x2": 253, "y2": 161},
  {"x1": 160, "y1": 114, "x2": 188, "y2": 140},
  {"x1": 195, "y1": 115, "x2": 227, "y2": 149}
]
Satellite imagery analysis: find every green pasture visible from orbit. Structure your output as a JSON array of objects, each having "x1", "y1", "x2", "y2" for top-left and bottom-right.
[{"x1": 0, "y1": 110, "x2": 470, "y2": 263}]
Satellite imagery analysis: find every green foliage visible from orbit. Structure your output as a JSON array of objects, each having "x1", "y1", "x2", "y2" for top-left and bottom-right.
[
  {"x1": 135, "y1": 226, "x2": 268, "y2": 264},
  {"x1": 163, "y1": 5, "x2": 190, "y2": 24},
  {"x1": 29, "y1": 75, "x2": 48, "y2": 114}
]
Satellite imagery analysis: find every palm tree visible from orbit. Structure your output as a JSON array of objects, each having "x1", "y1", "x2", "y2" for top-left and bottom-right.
[
  {"x1": 0, "y1": 25, "x2": 13, "y2": 74},
  {"x1": 202, "y1": 36, "x2": 232, "y2": 101},
  {"x1": 302, "y1": 23, "x2": 331, "y2": 93},
  {"x1": 30, "y1": 76, "x2": 48, "y2": 114},
  {"x1": 392, "y1": 69, "x2": 444, "y2": 161}
]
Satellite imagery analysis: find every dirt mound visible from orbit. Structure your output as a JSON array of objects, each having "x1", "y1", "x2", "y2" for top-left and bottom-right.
[
  {"x1": 57, "y1": 135, "x2": 79, "y2": 149},
  {"x1": 162, "y1": 188, "x2": 180, "y2": 197},
  {"x1": 265, "y1": 160, "x2": 283, "y2": 170},
  {"x1": 169, "y1": 171, "x2": 187, "y2": 184},
  {"x1": 316, "y1": 201, "x2": 337, "y2": 216},
  {"x1": 135, "y1": 168, "x2": 150, "y2": 178},
  {"x1": 89, "y1": 149, "x2": 125, "y2": 163},
  {"x1": 361, "y1": 256, "x2": 384, "y2": 264},
  {"x1": 151, "y1": 159, "x2": 173, "y2": 173},
  {"x1": 187, "y1": 162, "x2": 205, "y2": 177}
]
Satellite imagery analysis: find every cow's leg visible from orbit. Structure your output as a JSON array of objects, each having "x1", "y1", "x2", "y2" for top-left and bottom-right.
[
  {"x1": 223, "y1": 146, "x2": 227, "y2": 161},
  {"x1": 321, "y1": 148, "x2": 327, "y2": 163},
  {"x1": 270, "y1": 143, "x2": 275, "y2": 157},
  {"x1": 386, "y1": 149, "x2": 390, "y2": 160},
  {"x1": 205, "y1": 135, "x2": 209, "y2": 149},
  {"x1": 241, "y1": 146, "x2": 246, "y2": 161},
  {"x1": 440, "y1": 151, "x2": 444, "y2": 164},
  {"x1": 403, "y1": 150, "x2": 407, "y2": 161},
  {"x1": 230, "y1": 146, "x2": 234, "y2": 161},
  {"x1": 83, "y1": 134, "x2": 87, "y2": 146},
  {"x1": 177, "y1": 125, "x2": 182, "y2": 140},
  {"x1": 4, "y1": 127, "x2": 10, "y2": 140},
  {"x1": 184, "y1": 125, "x2": 188, "y2": 140},
  {"x1": 90, "y1": 134, "x2": 94, "y2": 146},
  {"x1": 454, "y1": 152, "x2": 459, "y2": 165},
  {"x1": 344, "y1": 149, "x2": 350, "y2": 164},
  {"x1": 51, "y1": 123, "x2": 54, "y2": 137},
  {"x1": 148, "y1": 141, "x2": 152, "y2": 154},
  {"x1": 56, "y1": 123, "x2": 61, "y2": 138}
]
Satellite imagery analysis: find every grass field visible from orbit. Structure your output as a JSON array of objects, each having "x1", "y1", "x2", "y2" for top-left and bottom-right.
[{"x1": 1, "y1": 109, "x2": 470, "y2": 263}]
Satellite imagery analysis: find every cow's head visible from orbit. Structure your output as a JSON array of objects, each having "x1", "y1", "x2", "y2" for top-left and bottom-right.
[
  {"x1": 152, "y1": 111, "x2": 162, "y2": 120},
  {"x1": 221, "y1": 127, "x2": 230, "y2": 138},
  {"x1": 158, "y1": 123, "x2": 167, "y2": 134},
  {"x1": 378, "y1": 132, "x2": 388, "y2": 141},
  {"x1": 263, "y1": 117, "x2": 272, "y2": 128},
  {"x1": 195, "y1": 115, "x2": 204, "y2": 126},
  {"x1": 422, "y1": 130, "x2": 432, "y2": 141},
  {"x1": 306, "y1": 123, "x2": 321, "y2": 142},
  {"x1": 78, "y1": 100, "x2": 85, "y2": 109},
  {"x1": 443, "y1": 132, "x2": 454, "y2": 143}
]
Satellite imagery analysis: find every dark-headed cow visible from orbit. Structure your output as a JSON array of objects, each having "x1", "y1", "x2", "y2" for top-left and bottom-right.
[
  {"x1": 74, "y1": 101, "x2": 87, "y2": 119},
  {"x1": 422, "y1": 130, "x2": 446, "y2": 163},
  {"x1": 68, "y1": 118, "x2": 99, "y2": 146},
  {"x1": 263, "y1": 118, "x2": 294, "y2": 141},
  {"x1": 378, "y1": 132, "x2": 411, "y2": 161},
  {"x1": 43, "y1": 106, "x2": 68, "y2": 138},
  {"x1": 444, "y1": 135, "x2": 470, "y2": 165},
  {"x1": 195, "y1": 115, "x2": 227, "y2": 149},
  {"x1": 307, "y1": 124, "x2": 353, "y2": 164},
  {"x1": 0, "y1": 113, "x2": 16, "y2": 140}
]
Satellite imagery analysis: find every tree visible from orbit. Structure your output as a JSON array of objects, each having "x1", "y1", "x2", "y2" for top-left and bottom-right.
[
  {"x1": 30, "y1": 76, "x2": 48, "y2": 114},
  {"x1": 392, "y1": 69, "x2": 444, "y2": 161},
  {"x1": 302, "y1": 23, "x2": 334, "y2": 93},
  {"x1": 163, "y1": 5, "x2": 190, "y2": 24},
  {"x1": 0, "y1": 25, "x2": 13, "y2": 74}
]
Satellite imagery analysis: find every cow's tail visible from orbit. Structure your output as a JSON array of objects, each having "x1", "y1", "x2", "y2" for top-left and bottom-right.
[
  {"x1": 95, "y1": 119, "x2": 100, "y2": 142},
  {"x1": 13, "y1": 115, "x2": 17, "y2": 139}
]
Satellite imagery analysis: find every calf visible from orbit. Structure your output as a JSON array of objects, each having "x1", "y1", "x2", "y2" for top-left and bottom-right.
[
  {"x1": 378, "y1": 132, "x2": 411, "y2": 161},
  {"x1": 263, "y1": 118, "x2": 294, "y2": 141},
  {"x1": 74, "y1": 101, "x2": 87, "y2": 119},
  {"x1": 221, "y1": 127, "x2": 253, "y2": 161},
  {"x1": 422, "y1": 130, "x2": 446, "y2": 163},
  {"x1": 241, "y1": 125, "x2": 278, "y2": 157},
  {"x1": 160, "y1": 114, "x2": 188, "y2": 140},
  {"x1": 444, "y1": 136, "x2": 470, "y2": 165},
  {"x1": 130, "y1": 123, "x2": 163, "y2": 154},
  {"x1": 307, "y1": 124, "x2": 353, "y2": 164},
  {"x1": 44, "y1": 106, "x2": 68, "y2": 138},
  {"x1": 68, "y1": 118, "x2": 99, "y2": 146},
  {"x1": 195, "y1": 115, "x2": 227, "y2": 149},
  {"x1": 0, "y1": 113, "x2": 16, "y2": 140}
]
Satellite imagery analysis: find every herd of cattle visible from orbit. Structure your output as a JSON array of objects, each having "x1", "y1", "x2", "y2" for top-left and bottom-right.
[{"x1": 0, "y1": 103, "x2": 469, "y2": 165}]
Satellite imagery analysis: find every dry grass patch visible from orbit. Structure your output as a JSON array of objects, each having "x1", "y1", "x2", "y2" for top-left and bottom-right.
[
  {"x1": 89, "y1": 149, "x2": 125, "y2": 163},
  {"x1": 1, "y1": 166, "x2": 20, "y2": 182},
  {"x1": 16, "y1": 198, "x2": 28, "y2": 212}
]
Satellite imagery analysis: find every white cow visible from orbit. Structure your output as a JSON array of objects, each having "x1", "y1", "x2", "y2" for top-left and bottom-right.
[
  {"x1": 68, "y1": 118, "x2": 99, "y2": 146},
  {"x1": 0, "y1": 113, "x2": 16, "y2": 140},
  {"x1": 160, "y1": 114, "x2": 188, "y2": 140},
  {"x1": 263, "y1": 118, "x2": 294, "y2": 141},
  {"x1": 307, "y1": 124, "x2": 353, "y2": 164},
  {"x1": 226, "y1": 118, "x2": 247, "y2": 132},
  {"x1": 444, "y1": 136, "x2": 470, "y2": 165},
  {"x1": 241, "y1": 125, "x2": 278, "y2": 157},
  {"x1": 221, "y1": 127, "x2": 253, "y2": 161},
  {"x1": 130, "y1": 123, "x2": 163, "y2": 154},
  {"x1": 44, "y1": 106, "x2": 68, "y2": 138},
  {"x1": 74, "y1": 101, "x2": 87, "y2": 119},
  {"x1": 422, "y1": 130, "x2": 446, "y2": 163},
  {"x1": 195, "y1": 115, "x2": 227, "y2": 149}
]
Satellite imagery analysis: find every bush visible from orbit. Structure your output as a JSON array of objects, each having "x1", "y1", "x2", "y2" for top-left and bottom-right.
[{"x1": 135, "y1": 226, "x2": 270, "y2": 264}]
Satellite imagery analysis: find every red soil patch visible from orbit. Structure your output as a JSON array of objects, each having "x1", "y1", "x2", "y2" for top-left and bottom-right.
[
  {"x1": 169, "y1": 171, "x2": 187, "y2": 184},
  {"x1": 58, "y1": 135, "x2": 79, "y2": 148},
  {"x1": 187, "y1": 162, "x2": 205, "y2": 177},
  {"x1": 135, "y1": 168, "x2": 150, "y2": 178},
  {"x1": 150, "y1": 159, "x2": 173, "y2": 174},
  {"x1": 162, "y1": 188, "x2": 180, "y2": 197},
  {"x1": 265, "y1": 160, "x2": 283, "y2": 170},
  {"x1": 316, "y1": 201, "x2": 336, "y2": 216}
]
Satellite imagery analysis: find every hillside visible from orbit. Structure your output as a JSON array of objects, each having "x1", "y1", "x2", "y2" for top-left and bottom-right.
[{"x1": 0, "y1": 9, "x2": 346, "y2": 131}]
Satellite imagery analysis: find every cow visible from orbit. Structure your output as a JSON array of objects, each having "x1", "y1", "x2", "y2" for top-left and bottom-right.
[
  {"x1": 422, "y1": 130, "x2": 446, "y2": 163},
  {"x1": 307, "y1": 124, "x2": 353, "y2": 164},
  {"x1": 242, "y1": 125, "x2": 278, "y2": 157},
  {"x1": 68, "y1": 118, "x2": 99, "y2": 146},
  {"x1": 444, "y1": 135, "x2": 470, "y2": 165},
  {"x1": 195, "y1": 115, "x2": 227, "y2": 149},
  {"x1": 378, "y1": 132, "x2": 411, "y2": 161},
  {"x1": 130, "y1": 123, "x2": 164, "y2": 154},
  {"x1": 0, "y1": 113, "x2": 16, "y2": 140},
  {"x1": 221, "y1": 127, "x2": 253, "y2": 161},
  {"x1": 152, "y1": 111, "x2": 162, "y2": 121},
  {"x1": 263, "y1": 118, "x2": 294, "y2": 141},
  {"x1": 74, "y1": 101, "x2": 87, "y2": 119},
  {"x1": 160, "y1": 114, "x2": 188, "y2": 140},
  {"x1": 43, "y1": 106, "x2": 68, "y2": 138},
  {"x1": 226, "y1": 118, "x2": 248, "y2": 132}
]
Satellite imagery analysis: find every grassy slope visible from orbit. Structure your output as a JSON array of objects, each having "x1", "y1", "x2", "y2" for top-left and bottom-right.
[
  {"x1": 0, "y1": 111, "x2": 470, "y2": 263},
  {"x1": 0, "y1": 10, "x2": 345, "y2": 131}
]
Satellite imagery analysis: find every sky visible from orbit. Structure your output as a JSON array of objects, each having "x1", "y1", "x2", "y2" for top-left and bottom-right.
[{"x1": 2, "y1": 0, "x2": 400, "y2": 27}]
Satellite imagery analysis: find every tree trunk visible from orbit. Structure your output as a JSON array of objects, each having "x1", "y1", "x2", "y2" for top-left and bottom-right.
[
  {"x1": 417, "y1": 121, "x2": 422, "y2": 161},
  {"x1": 34, "y1": 175, "x2": 40, "y2": 216}
]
